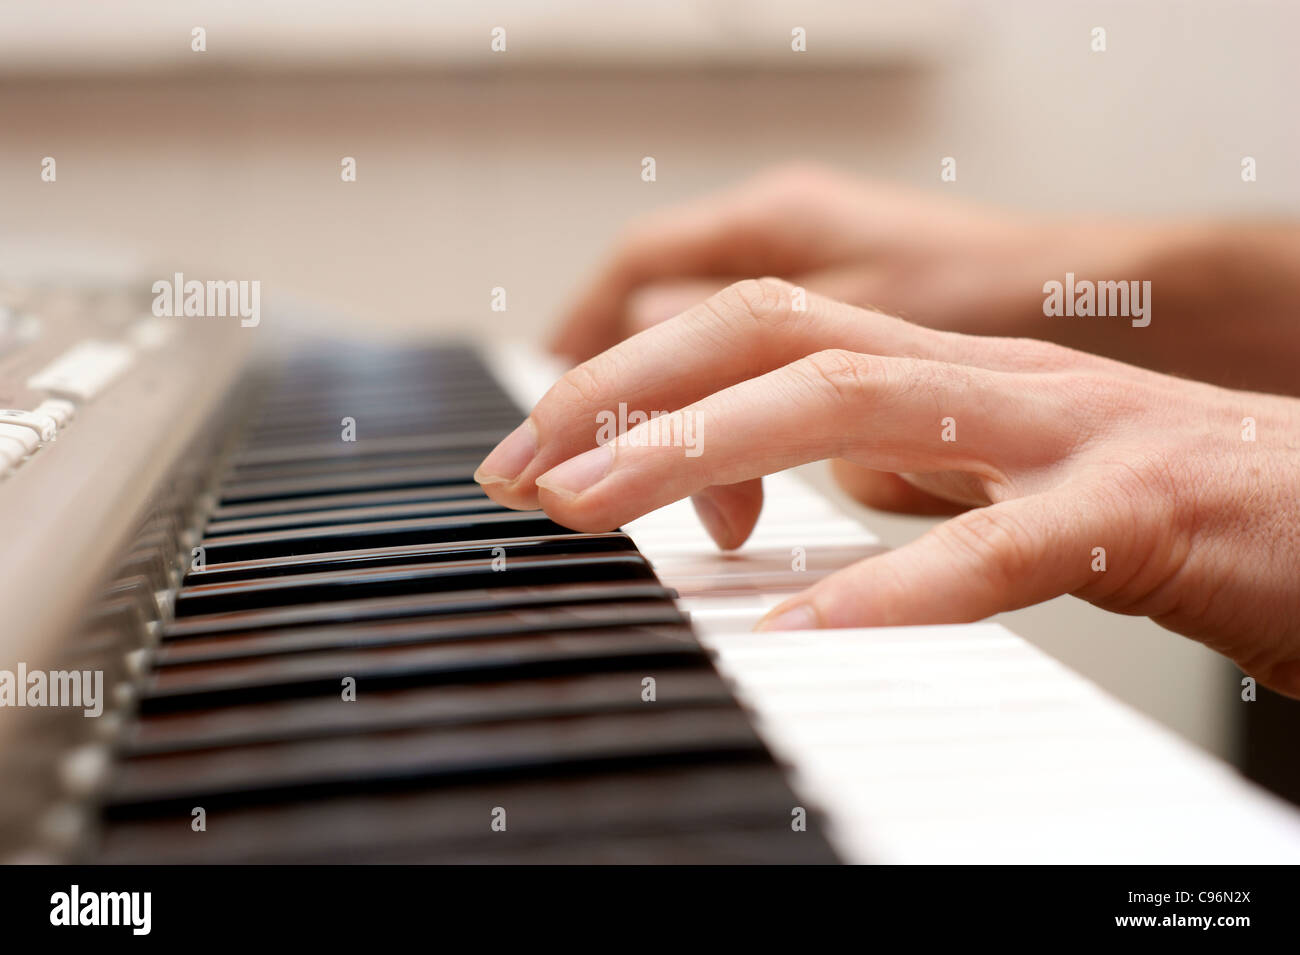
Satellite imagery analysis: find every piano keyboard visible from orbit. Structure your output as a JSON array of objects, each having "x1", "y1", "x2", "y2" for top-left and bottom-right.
[
  {"x1": 84, "y1": 343, "x2": 839, "y2": 864},
  {"x1": 490, "y1": 343, "x2": 1300, "y2": 865}
]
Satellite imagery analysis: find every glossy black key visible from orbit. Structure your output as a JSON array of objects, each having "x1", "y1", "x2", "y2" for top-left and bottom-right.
[
  {"x1": 104, "y1": 706, "x2": 767, "y2": 816},
  {"x1": 197, "y1": 511, "x2": 570, "y2": 562},
  {"x1": 163, "y1": 582, "x2": 678, "y2": 640},
  {"x1": 173, "y1": 552, "x2": 656, "y2": 616},
  {"x1": 157, "y1": 600, "x2": 686, "y2": 666},
  {"x1": 219, "y1": 464, "x2": 483, "y2": 504},
  {"x1": 140, "y1": 626, "x2": 704, "y2": 711},
  {"x1": 203, "y1": 496, "x2": 508, "y2": 536},
  {"x1": 97, "y1": 763, "x2": 829, "y2": 863},
  {"x1": 209, "y1": 484, "x2": 488, "y2": 520},
  {"x1": 122, "y1": 668, "x2": 731, "y2": 755},
  {"x1": 187, "y1": 532, "x2": 633, "y2": 583}
]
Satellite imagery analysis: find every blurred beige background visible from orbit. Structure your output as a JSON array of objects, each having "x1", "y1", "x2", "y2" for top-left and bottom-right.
[{"x1": 3, "y1": 0, "x2": 1296, "y2": 759}]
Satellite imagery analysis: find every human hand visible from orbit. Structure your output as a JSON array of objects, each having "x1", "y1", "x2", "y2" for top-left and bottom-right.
[
  {"x1": 548, "y1": 163, "x2": 1181, "y2": 513},
  {"x1": 550, "y1": 163, "x2": 1166, "y2": 363},
  {"x1": 481, "y1": 279, "x2": 1300, "y2": 696}
]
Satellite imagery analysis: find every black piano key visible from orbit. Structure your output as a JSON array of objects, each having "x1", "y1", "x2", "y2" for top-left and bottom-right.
[
  {"x1": 230, "y1": 431, "x2": 513, "y2": 468},
  {"x1": 162, "y1": 582, "x2": 679, "y2": 640},
  {"x1": 185, "y1": 532, "x2": 634, "y2": 583},
  {"x1": 121, "y1": 668, "x2": 732, "y2": 755},
  {"x1": 209, "y1": 484, "x2": 488, "y2": 520},
  {"x1": 156, "y1": 600, "x2": 687, "y2": 666},
  {"x1": 174, "y1": 553, "x2": 655, "y2": 616},
  {"x1": 196, "y1": 511, "x2": 570, "y2": 562},
  {"x1": 139, "y1": 626, "x2": 704, "y2": 711},
  {"x1": 250, "y1": 380, "x2": 510, "y2": 409},
  {"x1": 96, "y1": 763, "x2": 831, "y2": 863},
  {"x1": 219, "y1": 464, "x2": 485, "y2": 504},
  {"x1": 245, "y1": 392, "x2": 512, "y2": 416},
  {"x1": 103, "y1": 706, "x2": 768, "y2": 817},
  {"x1": 239, "y1": 411, "x2": 517, "y2": 444},
  {"x1": 220, "y1": 451, "x2": 489, "y2": 483},
  {"x1": 203, "y1": 497, "x2": 509, "y2": 536}
]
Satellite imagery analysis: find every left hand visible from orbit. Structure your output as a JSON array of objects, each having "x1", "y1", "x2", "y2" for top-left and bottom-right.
[{"x1": 475, "y1": 279, "x2": 1300, "y2": 697}]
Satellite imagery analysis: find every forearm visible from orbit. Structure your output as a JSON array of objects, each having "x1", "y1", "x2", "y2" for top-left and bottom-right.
[{"x1": 1024, "y1": 222, "x2": 1300, "y2": 395}]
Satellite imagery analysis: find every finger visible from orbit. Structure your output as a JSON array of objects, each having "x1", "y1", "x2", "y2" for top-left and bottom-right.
[
  {"x1": 829, "y1": 459, "x2": 970, "y2": 516},
  {"x1": 757, "y1": 490, "x2": 1106, "y2": 630},
  {"x1": 548, "y1": 191, "x2": 791, "y2": 361},
  {"x1": 691, "y1": 480, "x2": 764, "y2": 551},
  {"x1": 626, "y1": 279, "x2": 733, "y2": 335},
  {"x1": 480, "y1": 280, "x2": 975, "y2": 509},
  {"x1": 625, "y1": 266, "x2": 887, "y2": 339},
  {"x1": 531, "y1": 348, "x2": 1066, "y2": 533}
]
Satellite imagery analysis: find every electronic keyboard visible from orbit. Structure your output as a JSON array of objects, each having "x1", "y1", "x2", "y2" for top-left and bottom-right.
[{"x1": 2, "y1": 280, "x2": 1298, "y2": 864}]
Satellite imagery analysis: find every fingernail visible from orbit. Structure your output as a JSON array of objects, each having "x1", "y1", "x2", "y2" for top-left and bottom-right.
[
  {"x1": 756, "y1": 602, "x2": 820, "y2": 632},
  {"x1": 475, "y1": 419, "x2": 538, "y2": 485},
  {"x1": 536, "y1": 444, "x2": 614, "y2": 500},
  {"x1": 691, "y1": 494, "x2": 734, "y2": 549}
]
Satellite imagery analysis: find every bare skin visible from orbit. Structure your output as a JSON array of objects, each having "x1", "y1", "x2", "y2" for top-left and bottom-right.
[
  {"x1": 550, "y1": 165, "x2": 1300, "y2": 398},
  {"x1": 477, "y1": 167, "x2": 1300, "y2": 697}
]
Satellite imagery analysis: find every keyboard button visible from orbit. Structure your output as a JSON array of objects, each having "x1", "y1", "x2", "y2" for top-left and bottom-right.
[
  {"x1": 161, "y1": 582, "x2": 679, "y2": 639},
  {"x1": 186, "y1": 532, "x2": 633, "y2": 583},
  {"x1": 154, "y1": 601, "x2": 687, "y2": 667},
  {"x1": 0, "y1": 422, "x2": 40, "y2": 455},
  {"x1": 139, "y1": 626, "x2": 705, "y2": 711},
  {"x1": 196, "y1": 511, "x2": 570, "y2": 562},
  {"x1": 173, "y1": 552, "x2": 655, "y2": 617},
  {"x1": 105, "y1": 706, "x2": 765, "y2": 815},
  {"x1": 0, "y1": 408, "x2": 58, "y2": 442},
  {"x1": 0, "y1": 434, "x2": 28, "y2": 472},
  {"x1": 34, "y1": 398, "x2": 75, "y2": 427},
  {"x1": 26, "y1": 339, "x2": 133, "y2": 401}
]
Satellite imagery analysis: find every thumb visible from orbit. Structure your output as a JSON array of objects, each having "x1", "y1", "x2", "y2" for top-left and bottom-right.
[{"x1": 758, "y1": 492, "x2": 1108, "y2": 629}]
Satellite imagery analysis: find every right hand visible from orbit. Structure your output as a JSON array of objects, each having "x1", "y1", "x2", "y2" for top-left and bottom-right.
[{"x1": 549, "y1": 163, "x2": 1166, "y2": 517}]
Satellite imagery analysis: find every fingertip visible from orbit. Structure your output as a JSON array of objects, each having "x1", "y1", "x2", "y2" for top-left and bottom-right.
[
  {"x1": 690, "y1": 480, "x2": 763, "y2": 552},
  {"x1": 476, "y1": 420, "x2": 538, "y2": 484},
  {"x1": 534, "y1": 444, "x2": 614, "y2": 500},
  {"x1": 691, "y1": 493, "x2": 738, "y2": 550},
  {"x1": 755, "y1": 600, "x2": 822, "y2": 632},
  {"x1": 474, "y1": 477, "x2": 543, "y2": 511}
]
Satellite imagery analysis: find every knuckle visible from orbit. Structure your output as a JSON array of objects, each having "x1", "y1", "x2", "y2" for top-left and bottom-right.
[
  {"x1": 550, "y1": 360, "x2": 614, "y2": 416},
  {"x1": 1002, "y1": 336, "x2": 1077, "y2": 371},
  {"x1": 938, "y1": 506, "x2": 1040, "y2": 592},
  {"x1": 1054, "y1": 371, "x2": 1120, "y2": 406},
  {"x1": 798, "y1": 348, "x2": 881, "y2": 401},
  {"x1": 1049, "y1": 372, "x2": 1153, "y2": 443},
  {"x1": 710, "y1": 278, "x2": 795, "y2": 329}
]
